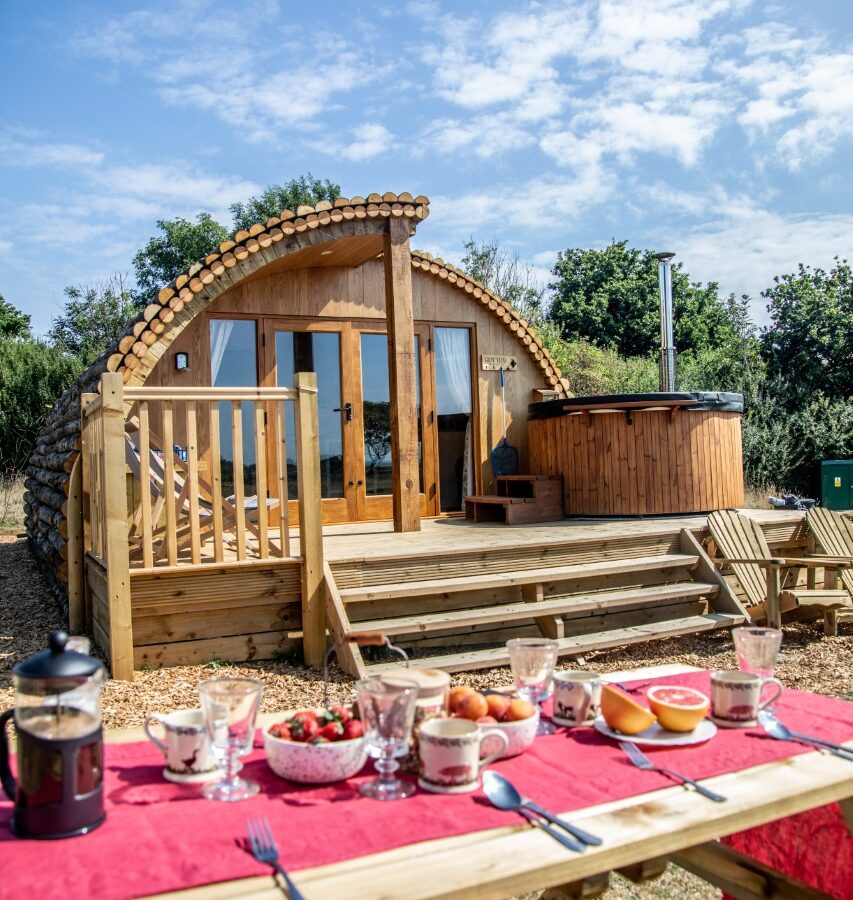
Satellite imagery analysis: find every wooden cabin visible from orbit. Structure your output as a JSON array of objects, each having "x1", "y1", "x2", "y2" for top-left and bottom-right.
[{"x1": 26, "y1": 191, "x2": 811, "y2": 682}]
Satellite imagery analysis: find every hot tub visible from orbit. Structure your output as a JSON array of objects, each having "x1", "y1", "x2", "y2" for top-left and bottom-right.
[{"x1": 527, "y1": 392, "x2": 744, "y2": 516}]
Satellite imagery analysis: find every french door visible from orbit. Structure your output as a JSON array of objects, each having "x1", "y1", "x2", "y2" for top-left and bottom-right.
[{"x1": 261, "y1": 319, "x2": 437, "y2": 523}]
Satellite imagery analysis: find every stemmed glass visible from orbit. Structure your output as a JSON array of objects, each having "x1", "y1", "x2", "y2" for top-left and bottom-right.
[
  {"x1": 733, "y1": 627, "x2": 782, "y2": 682},
  {"x1": 507, "y1": 638, "x2": 559, "y2": 735},
  {"x1": 356, "y1": 676, "x2": 419, "y2": 801},
  {"x1": 199, "y1": 677, "x2": 263, "y2": 802}
]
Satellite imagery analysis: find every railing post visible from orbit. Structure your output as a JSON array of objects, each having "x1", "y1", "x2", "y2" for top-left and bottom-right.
[
  {"x1": 100, "y1": 373, "x2": 134, "y2": 681},
  {"x1": 294, "y1": 371, "x2": 326, "y2": 666},
  {"x1": 80, "y1": 392, "x2": 98, "y2": 633}
]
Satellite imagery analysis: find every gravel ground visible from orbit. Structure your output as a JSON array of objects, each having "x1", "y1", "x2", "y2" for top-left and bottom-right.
[{"x1": 2, "y1": 533, "x2": 851, "y2": 898}]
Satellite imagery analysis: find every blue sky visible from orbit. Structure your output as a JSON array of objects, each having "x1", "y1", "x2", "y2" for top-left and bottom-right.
[{"x1": 1, "y1": 0, "x2": 851, "y2": 334}]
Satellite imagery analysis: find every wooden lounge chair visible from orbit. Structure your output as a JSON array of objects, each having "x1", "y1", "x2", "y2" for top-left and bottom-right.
[
  {"x1": 806, "y1": 507, "x2": 853, "y2": 635},
  {"x1": 707, "y1": 509, "x2": 852, "y2": 633},
  {"x1": 124, "y1": 423, "x2": 284, "y2": 563}
]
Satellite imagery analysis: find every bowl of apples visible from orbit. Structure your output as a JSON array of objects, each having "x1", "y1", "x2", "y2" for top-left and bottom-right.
[
  {"x1": 448, "y1": 687, "x2": 539, "y2": 759},
  {"x1": 264, "y1": 705, "x2": 368, "y2": 783}
]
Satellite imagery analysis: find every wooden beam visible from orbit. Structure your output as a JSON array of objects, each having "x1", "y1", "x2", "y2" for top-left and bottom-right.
[
  {"x1": 100, "y1": 373, "x2": 134, "y2": 681},
  {"x1": 672, "y1": 840, "x2": 829, "y2": 899},
  {"x1": 66, "y1": 456, "x2": 85, "y2": 634},
  {"x1": 295, "y1": 371, "x2": 326, "y2": 666},
  {"x1": 383, "y1": 216, "x2": 421, "y2": 532}
]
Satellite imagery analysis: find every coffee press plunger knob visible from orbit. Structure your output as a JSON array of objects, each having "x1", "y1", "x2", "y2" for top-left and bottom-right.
[{"x1": 48, "y1": 631, "x2": 69, "y2": 654}]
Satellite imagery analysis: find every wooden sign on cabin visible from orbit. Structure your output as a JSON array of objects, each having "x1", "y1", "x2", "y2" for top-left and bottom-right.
[{"x1": 481, "y1": 354, "x2": 518, "y2": 371}]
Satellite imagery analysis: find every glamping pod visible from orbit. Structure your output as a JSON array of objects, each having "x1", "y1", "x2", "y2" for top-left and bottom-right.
[{"x1": 24, "y1": 193, "x2": 567, "y2": 658}]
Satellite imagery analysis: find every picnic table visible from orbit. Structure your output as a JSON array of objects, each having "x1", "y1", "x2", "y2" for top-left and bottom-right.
[{"x1": 5, "y1": 664, "x2": 852, "y2": 899}]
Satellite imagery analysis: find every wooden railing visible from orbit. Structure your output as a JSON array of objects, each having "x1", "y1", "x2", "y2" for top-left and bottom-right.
[{"x1": 80, "y1": 372, "x2": 325, "y2": 679}]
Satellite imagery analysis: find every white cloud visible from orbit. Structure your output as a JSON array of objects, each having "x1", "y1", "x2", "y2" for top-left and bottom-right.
[
  {"x1": 338, "y1": 124, "x2": 394, "y2": 161},
  {"x1": 0, "y1": 132, "x2": 104, "y2": 169},
  {"x1": 421, "y1": 113, "x2": 536, "y2": 159},
  {"x1": 0, "y1": 239, "x2": 12, "y2": 255}
]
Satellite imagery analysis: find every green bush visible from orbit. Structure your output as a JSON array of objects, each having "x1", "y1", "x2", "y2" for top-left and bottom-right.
[{"x1": 0, "y1": 338, "x2": 82, "y2": 472}]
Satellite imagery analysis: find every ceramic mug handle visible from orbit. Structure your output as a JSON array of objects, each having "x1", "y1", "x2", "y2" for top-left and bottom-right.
[
  {"x1": 477, "y1": 729, "x2": 510, "y2": 770},
  {"x1": 143, "y1": 713, "x2": 168, "y2": 754},
  {"x1": 758, "y1": 677, "x2": 783, "y2": 711}
]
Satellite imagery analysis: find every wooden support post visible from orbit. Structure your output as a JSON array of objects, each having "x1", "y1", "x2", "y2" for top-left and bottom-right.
[
  {"x1": 765, "y1": 566, "x2": 782, "y2": 629},
  {"x1": 672, "y1": 840, "x2": 828, "y2": 899},
  {"x1": 523, "y1": 581, "x2": 565, "y2": 639},
  {"x1": 100, "y1": 373, "x2": 134, "y2": 681},
  {"x1": 66, "y1": 457, "x2": 85, "y2": 634},
  {"x1": 542, "y1": 871, "x2": 610, "y2": 899},
  {"x1": 383, "y1": 216, "x2": 421, "y2": 533},
  {"x1": 80, "y1": 392, "x2": 98, "y2": 633},
  {"x1": 824, "y1": 565, "x2": 840, "y2": 636},
  {"x1": 295, "y1": 372, "x2": 326, "y2": 667}
]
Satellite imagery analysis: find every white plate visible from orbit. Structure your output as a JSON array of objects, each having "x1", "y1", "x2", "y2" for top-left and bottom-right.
[{"x1": 593, "y1": 716, "x2": 717, "y2": 747}]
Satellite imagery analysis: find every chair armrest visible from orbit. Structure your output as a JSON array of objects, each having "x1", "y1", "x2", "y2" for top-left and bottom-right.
[{"x1": 723, "y1": 557, "x2": 851, "y2": 569}]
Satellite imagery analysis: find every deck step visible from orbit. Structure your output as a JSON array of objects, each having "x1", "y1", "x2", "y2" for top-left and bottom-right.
[
  {"x1": 367, "y1": 613, "x2": 745, "y2": 675},
  {"x1": 338, "y1": 553, "x2": 699, "y2": 603},
  {"x1": 352, "y1": 581, "x2": 720, "y2": 636}
]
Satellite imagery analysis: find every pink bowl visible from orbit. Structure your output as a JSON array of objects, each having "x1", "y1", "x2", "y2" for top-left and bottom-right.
[{"x1": 264, "y1": 731, "x2": 368, "y2": 784}]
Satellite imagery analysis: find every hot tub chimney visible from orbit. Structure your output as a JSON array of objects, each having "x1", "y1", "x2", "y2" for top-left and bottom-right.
[{"x1": 653, "y1": 251, "x2": 677, "y2": 391}]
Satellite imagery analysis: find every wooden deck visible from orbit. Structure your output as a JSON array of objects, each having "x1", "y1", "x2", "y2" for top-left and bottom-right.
[{"x1": 124, "y1": 510, "x2": 808, "y2": 673}]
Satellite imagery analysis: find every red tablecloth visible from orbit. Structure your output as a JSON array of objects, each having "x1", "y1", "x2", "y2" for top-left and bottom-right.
[{"x1": 1, "y1": 671, "x2": 851, "y2": 899}]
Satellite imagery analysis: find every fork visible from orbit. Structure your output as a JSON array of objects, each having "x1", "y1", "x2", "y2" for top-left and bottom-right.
[
  {"x1": 613, "y1": 681, "x2": 650, "y2": 694},
  {"x1": 618, "y1": 741, "x2": 727, "y2": 803},
  {"x1": 246, "y1": 817, "x2": 307, "y2": 900}
]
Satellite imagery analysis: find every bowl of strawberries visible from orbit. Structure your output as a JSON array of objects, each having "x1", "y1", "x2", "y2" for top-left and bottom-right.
[{"x1": 264, "y1": 704, "x2": 368, "y2": 783}]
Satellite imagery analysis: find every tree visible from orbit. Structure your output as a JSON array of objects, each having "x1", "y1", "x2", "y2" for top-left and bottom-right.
[
  {"x1": 0, "y1": 338, "x2": 82, "y2": 472},
  {"x1": 229, "y1": 175, "x2": 341, "y2": 232},
  {"x1": 761, "y1": 258, "x2": 853, "y2": 405},
  {"x1": 48, "y1": 274, "x2": 137, "y2": 364},
  {"x1": 133, "y1": 213, "x2": 229, "y2": 301},
  {"x1": 549, "y1": 240, "x2": 745, "y2": 357},
  {"x1": 0, "y1": 295, "x2": 31, "y2": 338},
  {"x1": 459, "y1": 239, "x2": 545, "y2": 321}
]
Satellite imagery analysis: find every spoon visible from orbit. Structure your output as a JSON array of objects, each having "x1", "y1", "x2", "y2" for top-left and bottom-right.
[
  {"x1": 482, "y1": 771, "x2": 601, "y2": 849},
  {"x1": 758, "y1": 711, "x2": 853, "y2": 760}
]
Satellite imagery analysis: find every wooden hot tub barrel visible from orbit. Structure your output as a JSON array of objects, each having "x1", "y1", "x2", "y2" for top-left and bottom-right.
[{"x1": 528, "y1": 392, "x2": 745, "y2": 516}]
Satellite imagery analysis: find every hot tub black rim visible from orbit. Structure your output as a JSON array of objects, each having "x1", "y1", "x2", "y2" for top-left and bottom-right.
[{"x1": 528, "y1": 390, "x2": 744, "y2": 419}]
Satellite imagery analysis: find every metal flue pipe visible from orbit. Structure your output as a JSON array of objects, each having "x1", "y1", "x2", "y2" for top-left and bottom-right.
[{"x1": 653, "y1": 251, "x2": 677, "y2": 391}]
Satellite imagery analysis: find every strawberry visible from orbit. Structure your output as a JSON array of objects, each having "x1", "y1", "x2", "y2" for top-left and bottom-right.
[
  {"x1": 342, "y1": 719, "x2": 365, "y2": 740},
  {"x1": 328, "y1": 704, "x2": 351, "y2": 724},
  {"x1": 268, "y1": 722, "x2": 292, "y2": 741},
  {"x1": 319, "y1": 720, "x2": 344, "y2": 741},
  {"x1": 289, "y1": 712, "x2": 320, "y2": 742}
]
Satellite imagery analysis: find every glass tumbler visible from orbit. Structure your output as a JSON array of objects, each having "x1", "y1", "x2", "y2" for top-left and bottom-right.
[
  {"x1": 507, "y1": 638, "x2": 559, "y2": 735},
  {"x1": 733, "y1": 627, "x2": 782, "y2": 682},
  {"x1": 199, "y1": 677, "x2": 263, "y2": 802},
  {"x1": 356, "y1": 676, "x2": 419, "y2": 801}
]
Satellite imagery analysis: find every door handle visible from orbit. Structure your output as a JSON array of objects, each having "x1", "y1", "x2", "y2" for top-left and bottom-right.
[
  {"x1": 347, "y1": 480, "x2": 364, "y2": 487},
  {"x1": 334, "y1": 402, "x2": 353, "y2": 421}
]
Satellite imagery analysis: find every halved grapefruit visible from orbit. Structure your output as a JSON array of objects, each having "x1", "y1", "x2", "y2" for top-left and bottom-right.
[
  {"x1": 647, "y1": 685, "x2": 710, "y2": 733},
  {"x1": 600, "y1": 684, "x2": 656, "y2": 735}
]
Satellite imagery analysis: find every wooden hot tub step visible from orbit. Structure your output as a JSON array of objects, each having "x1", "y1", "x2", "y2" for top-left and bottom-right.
[
  {"x1": 338, "y1": 553, "x2": 700, "y2": 603},
  {"x1": 367, "y1": 613, "x2": 745, "y2": 675},
  {"x1": 350, "y1": 581, "x2": 720, "y2": 636}
]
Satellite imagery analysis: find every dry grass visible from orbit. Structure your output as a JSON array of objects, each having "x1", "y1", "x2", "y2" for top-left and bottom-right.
[
  {"x1": 2, "y1": 533, "x2": 851, "y2": 899},
  {"x1": 0, "y1": 473, "x2": 25, "y2": 533},
  {"x1": 742, "y1": 482, "x2": 786, "y2": 510}
]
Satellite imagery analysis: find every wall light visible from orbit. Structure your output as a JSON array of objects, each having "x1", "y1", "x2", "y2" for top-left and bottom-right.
[{"x1": 175, "y1": 352, "x2": 189, "y2": 371}]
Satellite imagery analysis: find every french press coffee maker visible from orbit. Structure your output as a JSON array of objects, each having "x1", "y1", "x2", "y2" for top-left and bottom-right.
[{"x1": 0, "y1": 631, "x2": 106, "y2": 838}]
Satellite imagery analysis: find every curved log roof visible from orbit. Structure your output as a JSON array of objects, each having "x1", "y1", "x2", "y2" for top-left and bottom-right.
[{"x1": 24, "y1": 191, "x2": 565, "y2": 602}]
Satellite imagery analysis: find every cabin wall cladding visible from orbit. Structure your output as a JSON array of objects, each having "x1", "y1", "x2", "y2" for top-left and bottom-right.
[{"x1": 23, "y1": 191, "x2": 567, "y2": 616}]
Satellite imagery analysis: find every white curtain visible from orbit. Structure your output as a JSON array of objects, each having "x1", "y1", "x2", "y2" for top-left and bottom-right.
[
  {"x1": 435, "y1": 327, "x2": 474, "y2": 497},
  {"x1": 209, "y1": 319, "x2": 234, "y2": 385}
]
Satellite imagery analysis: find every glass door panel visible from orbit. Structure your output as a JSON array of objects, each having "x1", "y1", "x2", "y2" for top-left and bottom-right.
[
  {"x1": 275, "y1": 331, "x2": 345, "y2": 502},
  {"x1": 434, "y1": 327, "x2": 473, "y2": 512},
  {"x1": 210, "y1": 319, "x2": 258, "y2": 499}
]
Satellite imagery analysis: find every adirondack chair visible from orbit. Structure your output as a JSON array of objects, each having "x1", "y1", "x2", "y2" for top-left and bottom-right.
[
  {"x1": 806, "y1": 507, "x2": 853, "y2": 635},
  {"x1": 707, "y1": 509, "x2": 852, "y2": 633},
  {"x1": 124, "y1": 421, "x2": 285, "y2": 563}
]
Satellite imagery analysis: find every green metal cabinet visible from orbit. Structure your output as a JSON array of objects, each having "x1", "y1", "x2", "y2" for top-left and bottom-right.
[{"x1": 821, "y1": 460, "x2": 853, "y2": 510}]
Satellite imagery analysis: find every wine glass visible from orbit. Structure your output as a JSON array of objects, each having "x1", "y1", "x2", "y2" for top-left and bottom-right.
[
  {"x1": 507, "y1": 638, "x2": 559, "y2": 735},
  {"x1": 733, "y1": 627, "x2": 782, "y2": 682},
  {"x1": 356, "y1": 676, "x2": 419, "y2": 801},
  {"x1": 199, "y1": 677, "x2": 263, "y2": 802}
]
